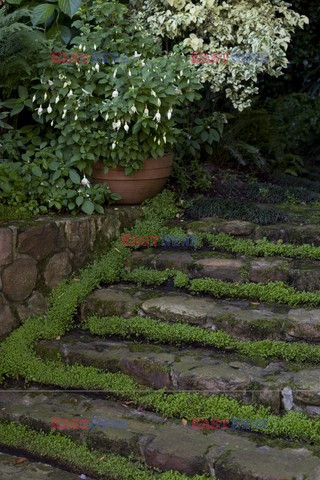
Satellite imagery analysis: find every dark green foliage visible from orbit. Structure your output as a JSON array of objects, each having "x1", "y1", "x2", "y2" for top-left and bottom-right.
[
  {"x1": 185, "y1": 197, "x2": 290, "y2": 225},
  {"x1": 0, "y1": 8, "x2": 44, "y2": 96}
]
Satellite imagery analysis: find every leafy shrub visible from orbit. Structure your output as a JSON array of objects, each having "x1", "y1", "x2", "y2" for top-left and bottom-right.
[{"x1": 132, "y1": 0, "x2": 309, "y2": 110}]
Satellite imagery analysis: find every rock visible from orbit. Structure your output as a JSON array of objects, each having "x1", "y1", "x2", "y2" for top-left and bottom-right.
[
  {"x1": 291, "y1": 370, "x2": 320, "y2": 407},
  {"x1": 0, "y1": 452, "x2": 93, "y2": 480},
  {"x1": 194, "y1": 257, "x2": 244, "y2": 281},
  {"x1": 16, "y1": 291, "x2": 48, "y2": 322},
  {"x1": 18, "y1": 224, "x2": 58, "y2": 260},
  {"x1": 0, "y1": 293, "x2": 19, "y2": 339},
  {"x1": 1, "y1": 392, "x2": 320, "y2": 478},
  {"x1": 36, "y1": 333, "x2": 319, "y2": 414},
  {"x1": 64, "y1": 217, "x2": 95, "y2": 267},
  {"x1": 218, "y1": 220, "x2": 255, "y2": 236},
  {"x1": 287, "y1": 309, "x2": 320, "y2": 341},
  {"x1": 0, "y1": 228, "x2": 13, "y2": 266},
  {"x1": 209, "y1": 436, "x2": 320, "y2": 480},
  {"x1": 282, "y1": 386, "x2": 294, "y2": 411},
  {"x1": 81, "y1": 288, "x2": 142, "y2": 319},
  {"x1": 44, "y1": 252, "x2": 72, "y2": 288},
  {"x1": 249, "y1": 258, "x2": 291, "y2": 284},
  {"x1": 127, "y1": 251, "x2": 193, "y2": 273},
  {"x1": 2, "y1": 257, "x2": 37, "y2": 302}
]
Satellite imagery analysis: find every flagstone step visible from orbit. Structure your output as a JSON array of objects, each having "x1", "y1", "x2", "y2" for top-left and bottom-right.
[
  {"x1": 36, "y1": 332, "x2": 320, "y2": 415},
  {"x1": 81, "y1": 285, "x2": 320, "y2": 343},
  {"x1": 184, "y1": 216, "x2": 320, "y2": 246},
  {"x1": 127, "y1": 250, "x2": 320, "y2": 291},
  {"x1": 0, "y1": 451, "x2": 91, "y2": 480},
  {"x1": 1, "y1": 391, "x2": 320, "y2": 479}
]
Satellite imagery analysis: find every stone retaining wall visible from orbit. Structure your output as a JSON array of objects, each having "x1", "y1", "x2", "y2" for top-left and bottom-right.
[{"x1": 0, "y1": 207, "x2": 142, "y2": 339}]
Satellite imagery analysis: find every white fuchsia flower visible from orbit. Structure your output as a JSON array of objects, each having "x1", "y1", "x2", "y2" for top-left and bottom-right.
[
  {"x1": 81, "y1": 175, "x2": 91, "y2": 188},
  {"x1": 32, "y1": 94, "x2": 36, "y2": 102},
  {"x1": 62, "y1": 109, "x2": 67, "y2": 119},
  {"x1": 94, "y1": 44, "x2": 97, "y2": 50},
  {"x1": 163, "y1": 134, "x2": 167, "y2": 143},
  {"x1": 48, "y1": 80, "x2": 53, "y2": 86},
  {"x1": 112, "y1": 89, "x2": 119, "y2": 98},
  {"x1": 151, "y1": 89, "x2": 156, "y2": 97},
  {"x1": 167, "y1": 108, "x2": 173, "y2": 120},
  {"x1": 124, "y1": 122, "x2": 129, "y2": 133},
  {"x1": 134, "y1": 51, "x2": 141, "y2": 57},
  {"x1": 157, "y1": 98, "x2": 161, "y2": 107},
  {"x1": 36, "y1": 105, "x2": 43, "y2": 116},
  {"x1": 153, "y1": 111, "x2": 161, "y2": 123},
  {"x1": 113, "y1": 68, "x2": 118, "y2": 78},
  {"x1": 67, "y1": 89, "x2": 73, "y2": 98},
  {"x1": 144, "y1": 106, "x2": 149, "y2": 116},
  {"x1": 95, "y1": 63, "x2": 100, "y2": 72},
  {"x1": 75, "y1": 114, "x2": 78, "y2": 121},
  {"x1": 63, "y1": 82, "x2": 68, "y2": 88},
  {"x1": 55, "y1": 95, "x2": 60, "y2": 104},
  {"x1": 79, "y1": 44, "x2": 83, "y2": 51},
  {"x1": 128, "y1": 70, "x2": 131, "y2": 77},
  {"x1": 105, "y1": 113, "x2": 109, "y2": 121},
  {"x1": 130, "y1": 104, "x2": 137, "y2": 115},
  {"x1": 112, "y1": 120, "x2": 121, "y2": 131},
  {"x1": 44, "y1": 93, "x2": 47, "y2": 101},
  {"x1": 112, "y1": 142, "x2": 116, "y2": 149},
  {"x1": 47, "y1": 104, "x2": 52, "y2": 114},
  {"x1": 50, "y1": 120, "x2": 54, "y2": 126}
]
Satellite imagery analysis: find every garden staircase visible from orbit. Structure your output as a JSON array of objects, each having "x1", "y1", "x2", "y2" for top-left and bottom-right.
[{"x1": 1, "y1": 210, "x2": 320, "y2": 480}]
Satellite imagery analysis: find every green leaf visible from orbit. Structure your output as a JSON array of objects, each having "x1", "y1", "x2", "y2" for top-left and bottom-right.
[
  {"x1": 59, "y1": 25, "x2": 72, "y2": 44},
  {"x1": 76, "y1": 196, "x2": 84, "y2": 206},
  {"x1": 69, "y1": 169, "x2": 81, "y2": 184},
  {"x1": 201, "y1": 131, "x2": 209, "y2": 143},
  {"x1": 72, "y1": 133, "x2": 80, "y2": 143},
  {"x1": 68, "y1": 202, "x2": 75, "y2": 210},
  {"x1": 18, "y1": 86, "x2": 28, "y2": 100},
  {"x1": 32, "y1": 166, "x2": 42, "y2": 177},
  {"x1": 82, "y1": 199, "x2": 95, "y2": 215},
  {"x1": 32, "y1": 4, "x2": 56, "y2": 26},
  {"x1": 10, "y1": 104, "x2": 24, "y2": 116},
  {"x1": 58, "y1": 0, "x2": 82, "y2": 18},
  {"x1": 52, "y1": 170, "x2": 61, "y2": 182},
  {"x1": 49, "y1": 161, "x2": 59, "y2": 171},
  {"x1": 209, "y1": 129, "x2": 220, "y2": 143},
  {"x1": 111, "y1": 193, "x2": 121, "y2": 201},
  {"x1": 95, "y1": 204, "x2": 104, "y2": 214}
]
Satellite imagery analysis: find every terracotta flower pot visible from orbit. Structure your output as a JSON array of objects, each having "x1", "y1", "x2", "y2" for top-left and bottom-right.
[{"x1": 91, "y1": 154, "x2": 173, "y2": 205}]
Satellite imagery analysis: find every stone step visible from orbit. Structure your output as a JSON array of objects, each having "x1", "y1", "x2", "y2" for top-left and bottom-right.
[
  {"x1": 184, "y1": 216, "x2": 320, "y2": 246},
  {"x1": 0, "y1": 451, "x2": 92, "y2": 480},
  {"x1": 1, "y1": 391, "x2": 320, "y2": 479},
  {"x1": 127, "y1": 250, "x2": 320, "y2": 292},
  {"x1": 81, "y1": 285, "x2": 320, "y2": 343},
  {"x1": 36, "y1": 332, "x2": 320, "y2": 415}
]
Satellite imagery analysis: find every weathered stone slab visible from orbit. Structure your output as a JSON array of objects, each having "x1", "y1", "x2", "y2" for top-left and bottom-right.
[
  {"x1": 0, "y1": 452, "x2": 92, "y2": 480},
  {"x1": 16, "y1": 291, "x2": 48, "y2": 322},
  {"x1": 207, "y1": 434, "x2": 320, "y2": 480},
  {"x1": 36, "y1": 333, "x2": 320, "y2": 413},
  {"x1": 194, "y1": 257, "x2": 245, "y2": 281},
  {"x1": 82, "y1": 287, "x2": 320, "y2": 343},
  {"x1": 1, "y1": 392, "x2": 320, "y2": 478}
]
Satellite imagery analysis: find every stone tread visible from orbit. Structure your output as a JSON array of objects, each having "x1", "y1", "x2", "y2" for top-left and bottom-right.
[
  {"x1": 0, "y1": 451, "x2": 92, "y2": 480},
  {"x1": 1, "y1": 392, "x2": 320, "y2": 479},
  {"x1": 184, "y1": 211, "x2": 320, "y2": 245},
  {"x1": 36, "y1": 333, "x2": 320, "y2": 415},
  {"x1": 127, "y1": 250, "x2": 320, "y2": 292},
  {"x1": 81, "y1": 285, "x2": 320, "y2": 343}
]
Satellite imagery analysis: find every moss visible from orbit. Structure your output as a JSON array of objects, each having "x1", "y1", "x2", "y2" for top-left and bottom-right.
[
  {"x1": 213, "y1": 314, "x2": 238, "y2": 328},
  {"x1": 0, "y1": 421, "x2": 210, "y2": 480}
]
